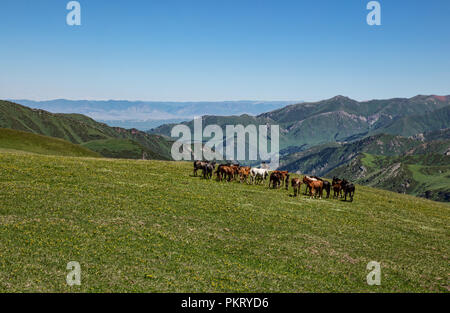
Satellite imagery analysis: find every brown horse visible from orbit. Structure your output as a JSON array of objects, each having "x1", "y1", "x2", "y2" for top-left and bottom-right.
[
  {"x1": 341, "y1": 179, "x2": 355, "y2": 202},
  {"x1": 193, "y1": 161, "x2": 209, "y2": 176},
  {"x1": 231, "y1": 164, "x2": 240, "y2": 180},
  {"x1": 309, "y1": 176, "x2": 331, "y2": 198},
  {"x1": 272, "y1": 171, "x2": 290, "y2": 190},
  {"x1": 269, "y1": 171, "x2": 282, "y2": 189},
  {"x1": 215, "y1": 164, "x2": 236, "y2": 182},
  {"x1": 332, "y1": 176, "x2": 343, "y2": 199},
  {"x1": 238, "y1": 166, "x2": 251, "y2": 183},
  {"x1": 303, "y1": 176, "x2": 323, "y2": 198},
  {"x1": 291, "y1": 178, "x2": 303, "y2": 197}
]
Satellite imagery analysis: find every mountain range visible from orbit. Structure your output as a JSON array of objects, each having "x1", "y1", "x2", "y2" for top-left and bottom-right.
[{"x1": 152, "y1": 95, "x2": 450, "y2": 150}]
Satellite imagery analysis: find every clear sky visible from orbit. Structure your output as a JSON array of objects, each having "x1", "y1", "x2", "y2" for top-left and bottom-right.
[{"x1": 1, "y1": 0, "x2": 449, "y2": 102}]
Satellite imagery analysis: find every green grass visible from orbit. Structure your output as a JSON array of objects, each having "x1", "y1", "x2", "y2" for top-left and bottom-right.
[
  {"x1": 408, "y1": 164, "x2": 450, "y2": 191},
  {"x1": 0, "y1": 128, "x2": 100, "y2": 158},
  {"x1": 81, "y1": 139, "x2": 161, "y2": 160},
  {"x1": 361, "y1": 153, "x2": 378, "y2": 168},
  {"x1": 0, "y1": 151, "x2": 449, "y2": 292}
]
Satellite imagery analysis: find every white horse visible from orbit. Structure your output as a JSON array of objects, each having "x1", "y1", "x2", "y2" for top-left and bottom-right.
[{"x1": 250, "y1": 168, "x2": 269, "y2": 184}]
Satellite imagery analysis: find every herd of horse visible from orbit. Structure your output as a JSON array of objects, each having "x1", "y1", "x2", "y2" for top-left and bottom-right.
[{"x1": 193, "y1": 161, "x2": 356, "y2": 202}]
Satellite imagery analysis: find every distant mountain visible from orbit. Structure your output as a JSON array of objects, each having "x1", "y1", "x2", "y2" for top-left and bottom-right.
[
  {"x1": 278, "y1": 133, "x2": 450, "y2": 175},
  {"x1": 372, "y1": 106, "x2": 450, "y2": 137},
  {"x1": 11, "y1": 99, "x2": 298, "y2": 130},
  {"x1": 151, "y1": 95, "x2": 450, "y2": 150},
  {"x1": 0, "y1": 100, "x2": 172, "y2": 160}
]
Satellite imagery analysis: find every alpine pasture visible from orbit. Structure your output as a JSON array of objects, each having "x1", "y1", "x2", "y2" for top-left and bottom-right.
[{"x1": 0, "y1": 151, "x2": 448, "y2": 292}]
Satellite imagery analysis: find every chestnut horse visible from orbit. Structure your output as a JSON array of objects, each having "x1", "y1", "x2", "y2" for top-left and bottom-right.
[
  {"x1": 310, "y1": 176, "x2": 331, "y2": 198},
  {"x1": 303, "y1": 176, "x2": 323, "y2": 198},
  {"x1": 215, "y1": 164, "x2": 236, "y2": 182},
  {"x1": 238, "y1": 166, "x2": 251, "y2": 183}
]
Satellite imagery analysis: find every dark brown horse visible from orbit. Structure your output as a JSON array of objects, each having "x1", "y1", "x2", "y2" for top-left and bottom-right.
[
  {"x1": 272, "y1": 171, "x2": 290, "y2": 190},
  {"x1": 341, "y1": 179, "x2": 355, "y2": 202},
  {"x1": 193, "y1": 161, "x2": 209, "y2": 177},
  {"x1": 203, "y1": 161, "x2": 216, "y2": 179},
  {"x1": 269, "y1": 171, "x2": 283, "y2": 189}
]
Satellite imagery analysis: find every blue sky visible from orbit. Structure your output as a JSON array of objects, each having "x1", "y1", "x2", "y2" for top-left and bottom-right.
[{"x1": 0, "y1": 0, "x2": 449, "y2": 102}]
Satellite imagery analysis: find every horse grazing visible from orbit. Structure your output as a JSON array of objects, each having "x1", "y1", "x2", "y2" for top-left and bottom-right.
[
  {"x1": 216, "y1": 165, "x2": 236, "y2": 182},
  {"x1": 203, "y1": 161, "x2": 216, "y2": 179},
  {"x1": 230, "y1": 164, "x2": 241, "y2": 180},
  {"x1": 250, "y1": 168, "x2": 269, "y2": 185},
  {"x1": 332, "y1": 176, "x2": 343, "y2": 199},
  {"x1": 303, "y1": 175, "x2": 323, "y2": 199},
  {"x1": 341, "y1": 179, "x2": 355, "y2": 202},
  {"x1": 238, "y1": 166, "x2": 251, "y2": 183},
  {"x1": 291, "y1": 178, "x2": 302, "y2": 197},
  {"x1": 269, "y1": 171, "x2": 283, "y2": 189},
  {"x1": 272, "y1": 171, "x2": 290, "y2": 190},
  {"x1": 193, "y1": 161, "x2": 209, "y2": 177}
]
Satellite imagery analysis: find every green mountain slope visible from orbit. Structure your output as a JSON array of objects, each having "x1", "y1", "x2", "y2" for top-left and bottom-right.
[
  {"x1": 279, "y1": 133, "x2": 450, "y2": 175},
  {"x1": 0, "y1": 128, "x2": 100, "y2": 157},
  {"x1": 0, "y1": 151, "x2": 448, "y2": 292},
  {"x1": 328, "y1": 153, "x2": 450, "y2": 202},
  {"x1": 82, "y1": 139, "x2": 166, "y2": 160},
  {"x1": 0, "y1": 100, "x2": 172, "y2": 160},
  {"x1": 419, "y1": 128, "x2": 450, "y2": 141},
  {"x1": 374, "y1": 106, "x2": 450, "y2": 137}
]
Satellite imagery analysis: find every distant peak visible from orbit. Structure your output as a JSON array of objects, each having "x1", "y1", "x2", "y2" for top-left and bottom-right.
[{"x1": 329, "y1": 95, "x2": 353, "y2": 101}]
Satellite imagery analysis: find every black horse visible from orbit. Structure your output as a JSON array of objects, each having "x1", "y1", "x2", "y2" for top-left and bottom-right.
[{"x1": 341, "y1": 179, "x2": 355, "y2": 202}]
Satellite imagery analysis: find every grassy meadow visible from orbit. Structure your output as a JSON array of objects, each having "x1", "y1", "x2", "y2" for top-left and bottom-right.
[
  {"x1": 0, "y1": 128, "x2": 100, "y2": 158},
  {"x1": 0, "y1": 151, "x2": 448, "y2": 292}
]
